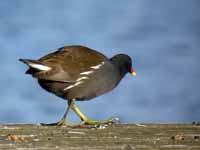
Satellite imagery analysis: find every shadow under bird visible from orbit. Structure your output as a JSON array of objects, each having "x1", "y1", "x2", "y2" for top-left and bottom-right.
[{"x1": 19, "y1": 45, "x2": 136, "y2": 126}]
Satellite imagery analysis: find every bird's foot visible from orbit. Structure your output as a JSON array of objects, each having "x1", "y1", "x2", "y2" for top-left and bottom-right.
[
  {"x1": 81, "y1": 117, "x2": 120, "y2": 128},
  {"x1": 40, "y1": 118, "x2": 67, "y2": 126}
]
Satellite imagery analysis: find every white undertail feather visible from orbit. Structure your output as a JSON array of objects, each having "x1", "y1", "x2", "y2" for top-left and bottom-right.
[{"x1": 29, "y1": 63, "x2": 52, "y2": 71}]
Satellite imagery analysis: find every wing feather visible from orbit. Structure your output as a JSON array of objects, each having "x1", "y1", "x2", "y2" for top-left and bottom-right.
[{"x1": 23, "y1": 45, "x2": 108, "y2": 83}]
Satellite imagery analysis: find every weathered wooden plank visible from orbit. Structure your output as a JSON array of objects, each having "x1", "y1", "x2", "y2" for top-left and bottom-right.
[{"x1": 0, "y1": 124, "x2": 200, "y2": 150}]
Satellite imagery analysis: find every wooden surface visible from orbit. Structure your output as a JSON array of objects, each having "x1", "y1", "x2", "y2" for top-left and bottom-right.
[{"x1": 0, "y1": 124, "x2": 200, "y2": 150}]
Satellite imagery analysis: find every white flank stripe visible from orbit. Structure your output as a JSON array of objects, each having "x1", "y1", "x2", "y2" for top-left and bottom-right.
[
  {"x1": 29, "y1": 63, "x2": 51, "y2": 71},
  {"x1": 76, "y1": 76, "x2": 89, "y2": 81},
  {"x1": 64, "y1": 81, "x2": 84, "y2": 91},
  {"x1": 90, "y1": 64, "x2": 102, "y2": 69},
  {"x1": 80, "y1": 70, "x2": 94, "y2": 75},
  {"x1": 90, "y1": 62, "x2": 105, "y2": 69}
]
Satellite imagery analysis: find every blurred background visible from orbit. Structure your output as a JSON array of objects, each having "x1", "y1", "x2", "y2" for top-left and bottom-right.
[{"x1": 0, "y1": 0, "x2": 199, "y2": 124}]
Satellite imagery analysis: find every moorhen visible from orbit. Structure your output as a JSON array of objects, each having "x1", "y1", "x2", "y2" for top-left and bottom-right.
[{"x1": 19, "y1": 45, "x2": 136, "y2": 126}]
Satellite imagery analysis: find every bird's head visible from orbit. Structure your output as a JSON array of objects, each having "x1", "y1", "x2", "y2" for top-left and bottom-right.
[{"x1": 110, "y1": 54, "x2": 136, "y2": 77}]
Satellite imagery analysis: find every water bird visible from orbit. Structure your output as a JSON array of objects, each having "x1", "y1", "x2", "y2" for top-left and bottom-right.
[{"x1": 19, "y1": 45, "x2": 136, "y2": 126}]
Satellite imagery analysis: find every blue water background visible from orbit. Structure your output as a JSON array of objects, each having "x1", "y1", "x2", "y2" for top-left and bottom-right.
[{"x1": 0, "y1": 0, "x2": 199, "y2": 123}]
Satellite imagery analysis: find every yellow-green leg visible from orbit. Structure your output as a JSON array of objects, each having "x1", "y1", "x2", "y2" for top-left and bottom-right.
[
  {"x1": 70, "y1": 99, "x2": 119, "y2": 125},
  {"x1": 41, "y1": 100, "x2": 73, "y2": 126}
]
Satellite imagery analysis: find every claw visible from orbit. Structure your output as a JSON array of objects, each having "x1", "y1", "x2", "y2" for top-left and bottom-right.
[{"x1": 108, "y1": 116, "x2": 120, "y2": 124}]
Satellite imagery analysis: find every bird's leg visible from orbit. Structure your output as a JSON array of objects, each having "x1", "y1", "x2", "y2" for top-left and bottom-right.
[
  {"x1": 41, "y1": 100, "x2": 73, "y2": 126},
  {"x1": 70, "y1": 99, "x2": 119, "y2": 126}
]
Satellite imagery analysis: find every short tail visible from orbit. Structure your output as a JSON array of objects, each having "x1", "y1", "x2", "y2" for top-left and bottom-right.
[
  {"x1": 19, "y1": 59, "x2": 41, "y2": 66},
  {"x1": 19, "y1": 59, "x2": 51, "y2": 71}
]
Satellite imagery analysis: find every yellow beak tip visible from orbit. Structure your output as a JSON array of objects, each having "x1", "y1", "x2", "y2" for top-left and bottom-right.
[{"x1": 131, "y1": 72, "x2": 136, "y2": 76}]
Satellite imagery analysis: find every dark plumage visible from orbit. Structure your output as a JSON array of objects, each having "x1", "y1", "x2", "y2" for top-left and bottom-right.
[{"x1": 20, "y1": 45, "x2": 136, "y2": 126}]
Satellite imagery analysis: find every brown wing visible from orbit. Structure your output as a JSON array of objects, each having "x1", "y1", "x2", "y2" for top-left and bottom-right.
[{"x1": 33, "y1": 45, "x2": 108, "y2": 82}]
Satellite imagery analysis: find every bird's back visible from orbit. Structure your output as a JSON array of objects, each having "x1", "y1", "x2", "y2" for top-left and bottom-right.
[{"x1": 27, "y1": 45, "x2": 108, "y2": 82}]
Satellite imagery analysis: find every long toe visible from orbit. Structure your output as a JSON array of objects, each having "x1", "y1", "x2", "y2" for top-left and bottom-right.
[
  {"x1": 82, "y1": 117, "x2": 120, "y2": 126},
  {"x1": 40, "y1": 118, "x2": 67, "y2": 126}
]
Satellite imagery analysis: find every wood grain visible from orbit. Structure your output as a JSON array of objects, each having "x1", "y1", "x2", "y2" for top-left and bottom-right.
[{"x1": 0, "y1": 124, "x2": 200, "y2": 150}]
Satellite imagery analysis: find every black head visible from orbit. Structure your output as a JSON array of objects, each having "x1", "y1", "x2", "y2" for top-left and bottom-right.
[{"x1": 110, "y1": 54, "x2": 136, "y2": 78}]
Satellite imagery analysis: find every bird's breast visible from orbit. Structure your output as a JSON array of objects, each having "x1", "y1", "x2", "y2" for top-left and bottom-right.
[{"x1": 64, "y1": 63, "x2": 119, "y2": 100}]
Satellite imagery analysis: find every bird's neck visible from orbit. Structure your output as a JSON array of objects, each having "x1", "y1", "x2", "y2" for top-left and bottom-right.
[{"x1": 110, "y1": 58, "x2": 128, "y2": 79}]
